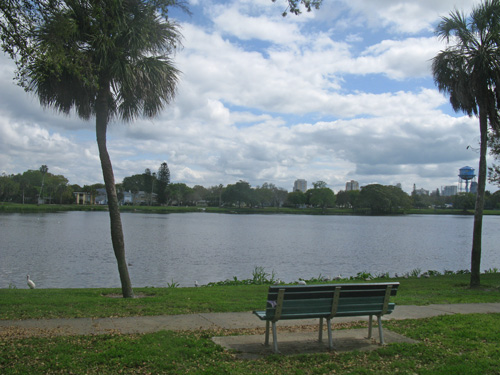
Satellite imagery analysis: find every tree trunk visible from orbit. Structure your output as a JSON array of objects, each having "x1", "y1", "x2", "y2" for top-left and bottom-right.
[
  {"x1": 470, "y1": 106, "x2": 488, "y2": 287},
  {"x1": 96, "y1": 88, "x2": 134, "y2": 298}
]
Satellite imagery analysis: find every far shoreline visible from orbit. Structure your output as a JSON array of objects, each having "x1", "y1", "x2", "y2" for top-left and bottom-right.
[{"x1": 1, "y1": 202, "x2": 499, "y2": 216}]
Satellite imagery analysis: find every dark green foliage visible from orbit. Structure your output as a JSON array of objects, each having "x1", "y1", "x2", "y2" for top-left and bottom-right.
[
  {"x1": 308, "y1": 187, "x2": 335, "y2": 210},
  {"x1": 222, "y1": 180, "x2": 254, "y2": 208},
  {"x1": 273, "y1": 0, "x2": 323, "y2": 16},
  {"x1": 156, "y1": 161, "x2": 170, "y2": 204},
  {"x1": 358, "y1": 184, "x2": 411, "y2": 214},
  {"x1": 286, "y1": 190, "x2": 307, "y2": 207},
  {"x1": 454, "y1": 193, "x2": 476, "y2": 211}
]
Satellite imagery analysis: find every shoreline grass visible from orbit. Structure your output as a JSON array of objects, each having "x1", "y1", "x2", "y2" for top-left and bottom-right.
[
  {"x1": 1, "y1": 273, "x2": 499, "y2": 320},
  {"x1": 2, "y1": 202, "x2": 500, "y2": 215}
]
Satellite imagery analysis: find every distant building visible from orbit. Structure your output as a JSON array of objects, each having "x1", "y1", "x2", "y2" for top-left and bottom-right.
[
  {"x1": 95, "y1": 188, "x2": 108, "y2": 205},
  {"x1": 74, "y1": 192, "x2": 93, "y2": 205},
  {"x1": 414, "y1": 188, "x2": 429, "y2": 196},
  {"x1": 470, "y1": 181, "x2": 478, "y2": 194},
  {"x1": 441, "y1": 185, "x2": 458, "y2": 196},
  {"x1": 293, "y1": 179, "x2": 307, "y2": 193},
  {"x1": 345, "y1": 180, "x2": 359, "y2": 191},
  {"x1": 395, "y1": 183, "x2": 402, "y2": 189},
  {"x1": 123, "y1": 191, "x2": 134, "y2": 205}
]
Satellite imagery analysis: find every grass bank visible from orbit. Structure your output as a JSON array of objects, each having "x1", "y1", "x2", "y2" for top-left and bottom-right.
[
  {"x1": 1, "y1": 273, "x2": 499, "y2": 320},
  {"x1": 1, "y1": 274, "x2": 500, "y2": 374}
]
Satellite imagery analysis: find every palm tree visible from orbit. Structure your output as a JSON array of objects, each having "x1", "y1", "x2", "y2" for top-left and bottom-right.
[
  {"x1": 39, "y1": 165, "x2": 48, "y2": 204},
  {"x1": 432, "y1": 0, "x2": 500, "y2": 287},
  {"x1": 21, "y1": 0, "x2": 183, "y2": 297}
]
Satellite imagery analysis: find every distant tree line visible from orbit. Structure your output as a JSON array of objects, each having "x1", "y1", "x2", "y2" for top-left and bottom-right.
[{"x1": 3, "y1": 166, "x2": 500, "y2": 212}]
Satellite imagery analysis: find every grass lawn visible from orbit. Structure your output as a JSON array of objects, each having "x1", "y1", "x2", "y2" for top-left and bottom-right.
[
  {"x1": 1, "y1": 314, "x2": 499, "y2": 374},
  {"x1": 1, "y1": 273, "x2": 500, "y2": 374},
  {"x1": 1, "y1": 273, "x2": 499, "y2": 320}
]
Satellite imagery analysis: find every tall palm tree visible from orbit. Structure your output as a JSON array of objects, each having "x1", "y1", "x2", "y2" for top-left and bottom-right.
[
  {"x1": 432, "y1": 0, "x2": 500, "y2": 287},
  {"x1": 22, "y1": 0, "x2": 183, "y2": 297},
  {"x1": 39, "y1": 164, "x2": 48, "y2": 203}
]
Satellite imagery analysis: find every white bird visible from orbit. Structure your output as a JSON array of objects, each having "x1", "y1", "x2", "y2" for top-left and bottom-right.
[
  {"x1": 298, "y1": 279, "x2": 306, "y2": 285},
  {"x1": 27, "y1": 275, "x2": 36, "y2": 289},
  {"x1": 194, "y1": 281, "x2": 199, "y2": 287}
]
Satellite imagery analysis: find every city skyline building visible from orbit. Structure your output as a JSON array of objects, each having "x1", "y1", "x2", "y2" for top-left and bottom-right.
[
  {"x1": 293, "y1": 179, "x2": 307, "y2": 193},
  {"x1": 345, "y1": 180, "x2": 359, "y2": 191},
  {"x1": 441, "y1": 185, "x2": 458, "y2": 197}
]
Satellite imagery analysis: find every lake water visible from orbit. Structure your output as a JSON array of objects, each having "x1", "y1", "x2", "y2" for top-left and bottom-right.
[{"x1": 1, "y1": 211, "x2": 499, "y2": 289}]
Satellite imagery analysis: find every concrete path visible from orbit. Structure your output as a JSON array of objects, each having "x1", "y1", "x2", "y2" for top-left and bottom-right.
[{"x1": 1, "y1": 303, "x2": 499, "y2": 336}]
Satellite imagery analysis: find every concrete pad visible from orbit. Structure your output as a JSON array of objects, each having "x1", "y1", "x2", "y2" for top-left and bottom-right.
[{"x1": 212, "y1": 329, "x2": 418, "y2": 359}]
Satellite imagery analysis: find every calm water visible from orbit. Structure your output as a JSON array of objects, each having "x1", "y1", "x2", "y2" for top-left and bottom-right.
[{"x1": 1, "y1": 212, "x2": 499, "y2": 288}]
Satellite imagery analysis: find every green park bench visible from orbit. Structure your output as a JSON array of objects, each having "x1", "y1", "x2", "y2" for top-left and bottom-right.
[{"x1": 253, "y1": 282, "x2": 399, "y2": 353}]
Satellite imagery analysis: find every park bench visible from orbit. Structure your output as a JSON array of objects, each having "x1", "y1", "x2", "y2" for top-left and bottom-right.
[{"x1": 253, "y1": 282, "x2": 399, "y2": 353}]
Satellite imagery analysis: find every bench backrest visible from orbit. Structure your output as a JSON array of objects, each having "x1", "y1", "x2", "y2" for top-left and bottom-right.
[{"x1": 264, "y1": 282, "x2": 399, "y2": 321}]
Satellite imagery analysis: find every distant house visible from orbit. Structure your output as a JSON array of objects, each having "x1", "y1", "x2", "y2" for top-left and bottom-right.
[
  {"x1": 74, "y1": 192, "x2": 93, "y2": 205},
  {"x1": 123, "y1": 191, "x2": 133, "y2": 205},
  {"x1": 121, "y1": 190, "x2": 157, "y2": 206},
  {"x1": 95, "y1": 188, "x2": 108, "y2": 205}
]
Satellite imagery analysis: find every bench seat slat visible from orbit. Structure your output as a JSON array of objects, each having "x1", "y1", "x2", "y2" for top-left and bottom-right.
[{"x1": 254, "y1": 303, "x2": 395, "y2": 320}]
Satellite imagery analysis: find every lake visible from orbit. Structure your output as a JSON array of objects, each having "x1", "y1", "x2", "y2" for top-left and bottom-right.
[{"x1": 1, "y1": 211, "x2": 499, "y2": 289}]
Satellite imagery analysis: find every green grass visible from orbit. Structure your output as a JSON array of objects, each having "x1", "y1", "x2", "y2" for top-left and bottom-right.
[
  {"x1": 1, "y1": 273, "x2": 499, "y2": 320},
  {"x1": 1, "y1": 314, "x2": 499, "y2": 374},
  {"x1": 1, "y1": 274, "x2": 500, "y2": 374}
]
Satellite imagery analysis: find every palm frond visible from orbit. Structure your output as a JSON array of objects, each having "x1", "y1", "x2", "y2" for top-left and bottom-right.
[{"x1": 24, "y1": 0, "x2": 184, "y2": 123}]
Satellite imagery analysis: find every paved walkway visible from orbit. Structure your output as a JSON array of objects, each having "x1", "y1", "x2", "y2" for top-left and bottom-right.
[{"x1": 1, "y1": 303, "x2": 500, "y2": 336}]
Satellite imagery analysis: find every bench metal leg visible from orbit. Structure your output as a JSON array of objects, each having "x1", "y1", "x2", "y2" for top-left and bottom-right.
[
  {"x1": 377, "y1": 315, "x2": 385, "y2": 345},
  {"x1": 318, "y1": 317, "x2": 323, "y2": 342},
  {"x1": 272, "y1": 322, "x2": 279, "y2": 353},
  {"x1": 368, "y1": 315, "x2": 373, "y2": 339},
  {"x1": 327, "y1": 319, "x2": 333, "y2": 350},
  {"x1": 265, "y1": 320, "x2": 270, "y2": 346}
]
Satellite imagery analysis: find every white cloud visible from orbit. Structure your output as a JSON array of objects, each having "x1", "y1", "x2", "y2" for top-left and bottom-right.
[
  {"x1": 0, "y1": 1, "x2": 495, "y2": 193},
  {"x1": 338, "y1": 0, "x2": 484, "y2": 34}
]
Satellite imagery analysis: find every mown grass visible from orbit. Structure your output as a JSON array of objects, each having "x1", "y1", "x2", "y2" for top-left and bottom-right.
[
  {"x1": 1, "y1": 273, "x2": 499, "y2": 320},
  {"x1": 1, "y1": 313, "x2": 499, "y2": 374}
]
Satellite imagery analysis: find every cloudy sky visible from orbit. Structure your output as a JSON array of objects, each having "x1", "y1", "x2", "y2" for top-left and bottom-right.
[{"x1": 0, "y1": 0, "x2": 495, "y2": 194}]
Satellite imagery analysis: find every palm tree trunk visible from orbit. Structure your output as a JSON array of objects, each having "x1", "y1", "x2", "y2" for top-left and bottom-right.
[
  {"x1": 96, "y1": 88, "x2": 134, "y2": 298},
  {"x1": 470, "y1": 106, "x2": 488, "y2": 287}
]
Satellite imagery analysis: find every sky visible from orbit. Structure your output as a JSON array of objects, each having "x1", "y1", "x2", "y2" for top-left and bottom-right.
[{"x1": 0, "y1": 0, "x2": 496, "y2": 194}]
